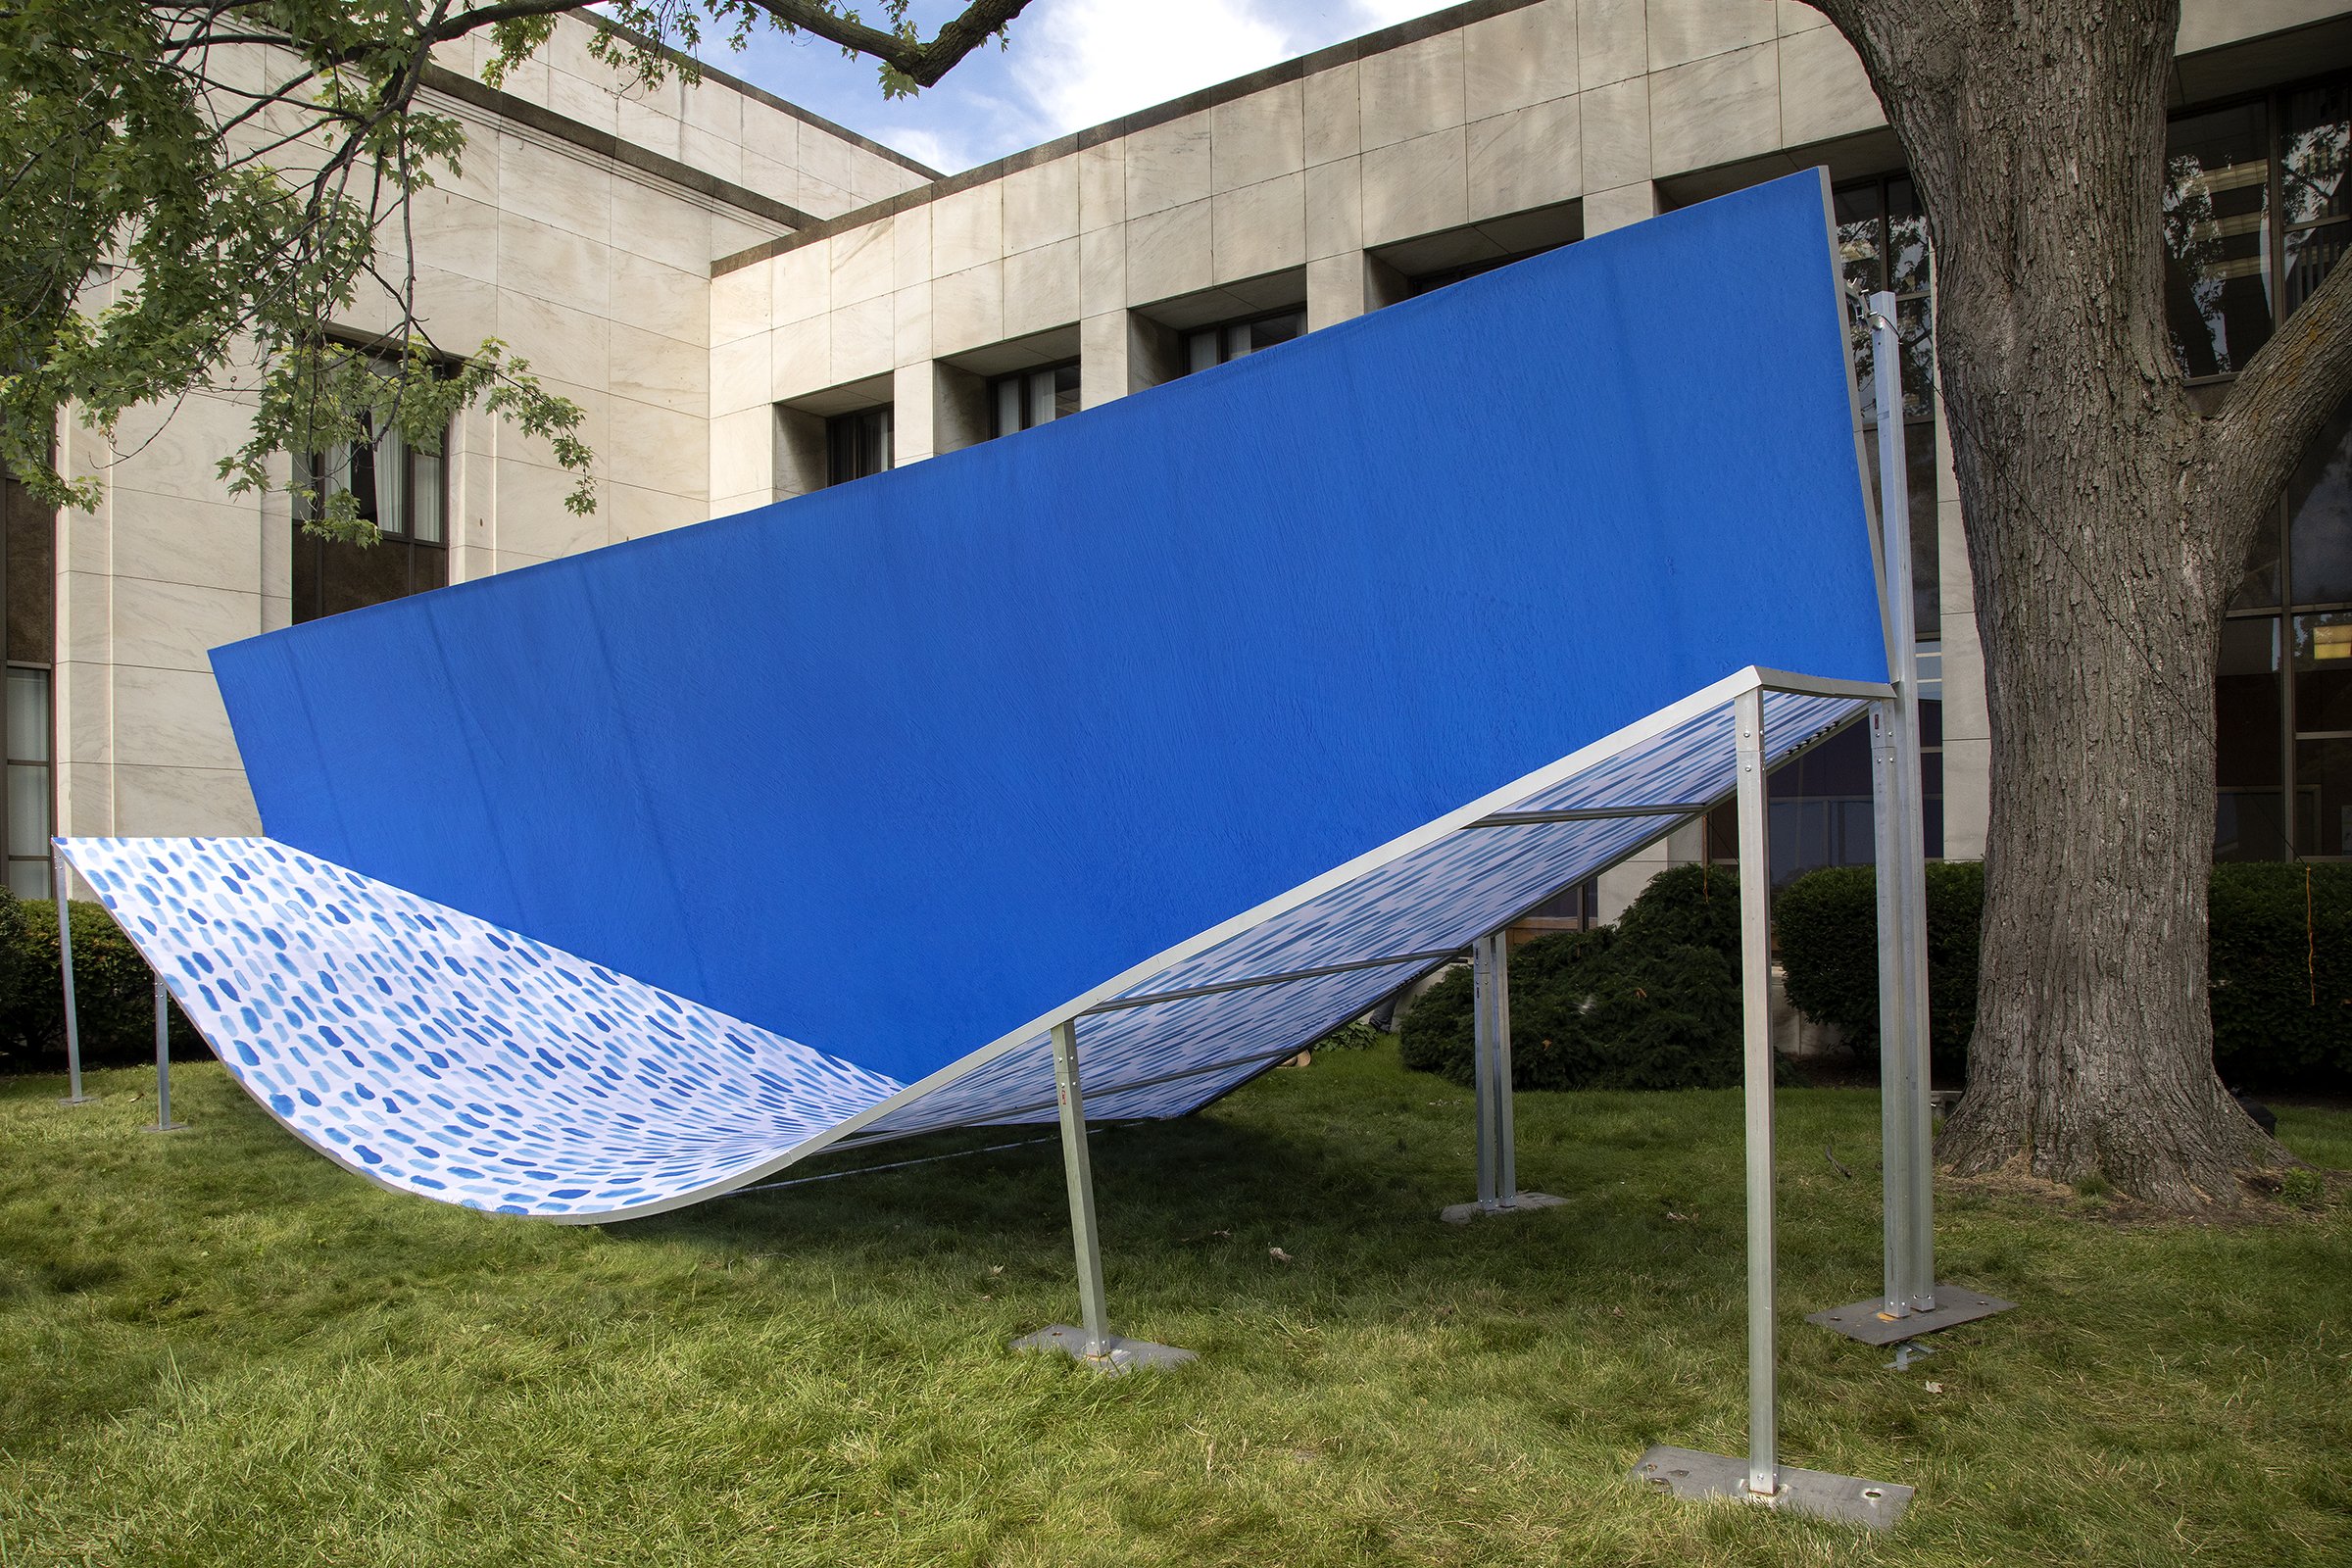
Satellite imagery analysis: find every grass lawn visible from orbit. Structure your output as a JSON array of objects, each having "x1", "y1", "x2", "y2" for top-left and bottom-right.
[{"x1": 2, "y1": 1048, "x2": 2346, "y2": 1566}]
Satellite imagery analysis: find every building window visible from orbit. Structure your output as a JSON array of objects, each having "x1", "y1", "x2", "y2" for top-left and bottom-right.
[
  {"x1": 2165, "y1": 81, "x2": 2347, "y2": 382},
  {"x1": 1701, "y1": 708, "x2": 1942, "y2": 886},
  {"x1": 1511, "y1": 876, "x2": 1600, "y2": 942},
  {"x1": 291, "y1": 399, "x2": 449, "y2": 624},
  {"x1": 6, "y1": 667, "x2": 51, "y2": 899},
  {"x1": 1182, "y1": 309, "x2": 1304, "y2": 375},
  {"x1": 0, "y1": 466, "x2": 53, "y2": 898},
  {"x1": 825, "y1": 406, "x2": 893, "y2": 485},
  {"x1": 2183, "y1": 73, "x2": 2352, "y2": 859},
  {"x1": 991, "y1": 361, "x2": 1081, "y2": 438}
]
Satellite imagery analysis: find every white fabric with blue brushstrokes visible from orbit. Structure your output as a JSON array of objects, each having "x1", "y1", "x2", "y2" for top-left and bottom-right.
[
  {"x1": 61, "y1": 686, "x2": 1865, "y2": 1221},
  {"x1": 61, "y1": 838, "x2": 904, "y2": 1216}
]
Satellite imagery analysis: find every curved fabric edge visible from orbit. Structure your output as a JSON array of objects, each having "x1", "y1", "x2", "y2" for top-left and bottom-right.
[{"x1": 58, "y1": 836, "x2": 906, "y2": 1218}]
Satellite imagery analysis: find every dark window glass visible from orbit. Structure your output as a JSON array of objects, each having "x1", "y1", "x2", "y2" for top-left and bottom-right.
[
  {"x1": 2216, "y1": 617, "x2": 2286, "y2": 860},
  {"x1": 0, "y1": 470, "x2": 53, "y2": 896},
  {"x1": 2164, "y1": 103, "x2": 2275, "y2": 379},
  {"x1": 2288, "y1": 396, "x2": 2352, "y2": 607},
  {"x1": 2186, "y1": 74, "x2": 2352, "y2": 858},
  {"x1": 2280, "y1": 82, "x2": 2350, "y2": 318},
  {"x1": 825, "y1": 406, "x2": 894, "y2": 485},
  {"x1": 990, "y1": 361, "x2": 1082, "y2": 438},
  {"x1": 2293, "y1": 610, "x2": 2352, "y2": 733},
  {"x1": 4, "y1": 473, "x2": 54, "y2": 665},
  {"x1": 1706, "y1": 708, "x2": 1944, "y2": 882},
  {"x1": 2295, "y1": 735, "x2": 2352, "y2": 855},
  {"x1": 292, "y1": 413, "x2": 449, "y2": 624},
  {"x1": 1182, "y1": 309, "x2": 1304, "y2": 375}
]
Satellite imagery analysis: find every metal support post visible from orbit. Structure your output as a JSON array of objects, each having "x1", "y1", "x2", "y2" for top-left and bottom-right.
[
  {"x1": 1440, "y1": 932, "x2": 1565, "y2": 1224},
  {"x1": 1868, "y1": 700, "x2": 1914, "y2": 1317},
  {"x1": 1734, "y1": 688, "x2": 1779, "y2": 1497},
  {"x1": 1054, "y1": 1018, "x2": 1110, "y2": 1356},
  {"x1": 1011, "y1": 1019, "x2": 1193, "y2": 1373},
  {"x1": 145, "y1": 969, "x2": 185, "y2": 1133},
  {"x1": 55, "y1": 845, "x2": 91, "y2": 1105},
  {"x1": 1805, "y1": 295, "x2": 2014, "y2": 1350},
  {"x1": 1475, "y1": 933, "x2": 1510, "y2": 1210},
  {"x1": 1637, "y1": 687, "x2": 1910, "y2": 1528},
  {"x1": 1865, "y1": 286, "x2": 1939, "y2": 1314}
]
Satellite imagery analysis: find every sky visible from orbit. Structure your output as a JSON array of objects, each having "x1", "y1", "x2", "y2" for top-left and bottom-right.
[{"x1": 681, "y1": 0, "x2": 1463, "y2": 173}]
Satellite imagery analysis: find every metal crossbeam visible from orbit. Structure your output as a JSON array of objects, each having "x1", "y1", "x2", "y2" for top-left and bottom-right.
[
  {"x1": 1465, "y1": 803, "x2": 1712, "y2": 826},
  {"x1": 1086, "y1": 950, "x2": 1452, "y2": 1013}
]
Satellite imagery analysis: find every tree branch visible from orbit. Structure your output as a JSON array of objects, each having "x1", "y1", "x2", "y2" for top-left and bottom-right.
[
  {"x1": 2210, "y1": 254, "x2": 2352, "y2": 529},
  {"x1": 747, "y1": 0, "x2": 1034, "y2": 88}
]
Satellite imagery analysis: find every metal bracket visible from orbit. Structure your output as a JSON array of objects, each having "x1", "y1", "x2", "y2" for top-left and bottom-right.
[
  {"x1": 1808, "y1": 1285, "x2": 2016, "y2": 1348},
  {"x1": 1012, "y1": 1325, "x2": 1196, "y2": 1374},
  {"x1": 1437, "y1": 1191, "x2": 1567, "y2": 1225},
  {"x1": 1634, "y1": 1446, "x2": 1911, "y2": 1530}
]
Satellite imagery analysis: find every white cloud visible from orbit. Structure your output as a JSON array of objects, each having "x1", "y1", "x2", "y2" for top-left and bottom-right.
[
  {"x1": 862, "y1": 122, "x2": 981, "y2": 174},
  {"x1": 1347, "y1": 0, "x2": 1459, "y2": 25},
  {"x1": 1007, "y1": 0, "x2": 1303, "y2": 138}
]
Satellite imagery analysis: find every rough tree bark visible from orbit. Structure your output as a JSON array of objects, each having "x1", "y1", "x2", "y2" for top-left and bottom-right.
[{"x1": 1808, "y1": 1, "x2": 2352, "y2": 1207}]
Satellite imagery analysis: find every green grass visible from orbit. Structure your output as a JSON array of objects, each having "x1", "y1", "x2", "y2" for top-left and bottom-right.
[{"x1": 2, "y1": 1049, "x2": 2346, "y2": 1567}]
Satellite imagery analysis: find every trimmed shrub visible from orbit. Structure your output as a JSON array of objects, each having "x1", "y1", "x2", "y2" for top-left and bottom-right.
[
  {"x1": 1775, "y1": 859, "x2": 2352, "y2": 1090},
  {"x1": 0, "y1": 898, "x2": 202, "y2": 1076},
  {"x1": 1398, "y1": 863, "x2": 1746, "y2": 1091},
  {"x1": 1772, "y1": 860, "x2": 1983, "y2": 1079},
  {"x1": 2209, "y1": 862, "x2": 2352, "y2": 1089}
]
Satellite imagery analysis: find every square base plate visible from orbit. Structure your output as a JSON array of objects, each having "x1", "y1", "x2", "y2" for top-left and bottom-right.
[
  {"x1": 1011, "y1": 1325, "x2": 1196, "y2": 1373},
  {"x1": 1806, "y1": 1284, "x2": 2016, "y2": 1347},
  {"x1": 1634, "y1": 1446, "x2": 1912, "y2": 1530},
  {"x1": 1438, "y1": 1191, "x2": 1568, "y2": 1225}
]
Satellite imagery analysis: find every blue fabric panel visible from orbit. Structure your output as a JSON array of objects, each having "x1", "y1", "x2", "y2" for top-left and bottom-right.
[{"x1": 213, "y1": 172, "x2": 1881, "y2": 1088}]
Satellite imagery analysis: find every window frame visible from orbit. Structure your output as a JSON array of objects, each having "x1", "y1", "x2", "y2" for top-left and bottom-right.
[
  {"x1": 2192, "y1": 68, "x2": 2352, "y2": 859},
  {"x1": 1180, "y1": 307, "x2": 1306, "y2": 376},
  {"x1": 824, "y1": 404, "x2": 895, "y2": 486},
  {"x1": 290, "y1": 349, "x2": 454, "y2": 624},
  {"x1": 989, "y1": 360, "x2": 1082, "y2": 439}
]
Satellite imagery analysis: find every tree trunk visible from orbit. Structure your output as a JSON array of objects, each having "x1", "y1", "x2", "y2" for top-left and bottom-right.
[{"x1": 1808, "y1": 0, "x2": 2352, "y2": 1207}]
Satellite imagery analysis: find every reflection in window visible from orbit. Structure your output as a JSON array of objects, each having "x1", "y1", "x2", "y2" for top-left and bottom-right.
[
  {"x1": 991, "y1": 361, "x2": 1081, "y2": 438},
  {"x1": 825, "y1": 406, "x2": 894, "y2": 486},
  {"x1": 2281, "y1": 83, "x2": 2350, "y2": 317},
  {"x1": 1836, "y1": 172, "x2": 1940, "y2": 642},
  {"x1": 2288, "y1": 397, "x2": 2352, "y2": 606},
  {"x1": 2196, "y1": 73, "x2": 2352, "y2": 859},
  {"x1": 1182, "y1": 309, "x2": 1304, "y2": 375},
  {"x1": 291, "y1": 391, "x2": 449, "y2": 624},
  {"x1": 2164, "y1": 103, "x2": 2275, "y2": 378},
  {"x1": 0, "y1": 468, "x2": 54, "y2": 898}
]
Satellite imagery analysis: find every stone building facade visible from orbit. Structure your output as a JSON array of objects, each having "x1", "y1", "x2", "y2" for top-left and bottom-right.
[{"x1": 20, "y1": 0, "x2": 2352, "y2": 916}]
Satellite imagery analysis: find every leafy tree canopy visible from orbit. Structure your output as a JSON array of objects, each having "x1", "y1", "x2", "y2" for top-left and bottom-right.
[{"x1": 0, "y1": 1, "x2": 1024, "y2": 540}]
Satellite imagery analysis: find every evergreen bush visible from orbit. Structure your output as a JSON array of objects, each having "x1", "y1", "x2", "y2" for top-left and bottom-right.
[
  {"x1": 1774, "y1": 859, "x2": 2352, "y2": 1089},
  {"x1": 1772, "y1": 860, "x2": 1983, "y2": 1079},
  {"x1": 1398, "y1": 863, "x2": 1746, "y2": 1091},
  {"x1": 2208, "y1": 862, "x2": 2352, "y2": 1088},
  {"x1": 0, "y1": 898, "x2": 202, "y2": 1075}
]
